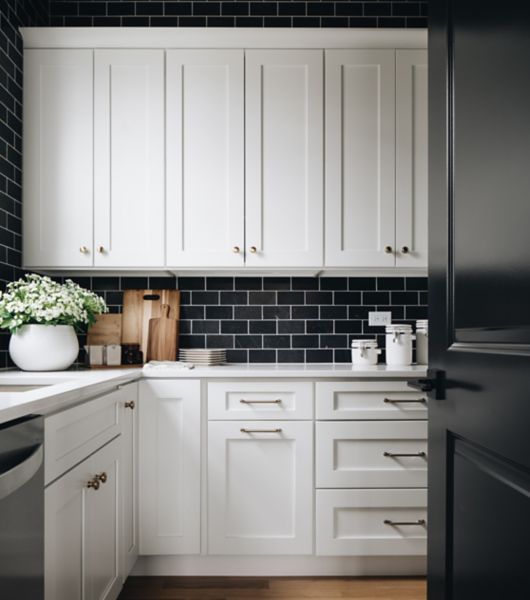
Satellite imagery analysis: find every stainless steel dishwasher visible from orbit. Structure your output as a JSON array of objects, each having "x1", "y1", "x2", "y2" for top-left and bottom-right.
[{"x1": 0, "y1": 415, "x2": 44, "y2": 599}]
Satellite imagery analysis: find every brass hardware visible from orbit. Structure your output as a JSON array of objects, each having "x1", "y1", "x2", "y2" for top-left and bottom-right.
[
  {"x1": 125, "y1": 400, "x2": 135, "y2": 410},
  {"x1": 384, "y1": 245, "x2": 393, "y2": 254},
  {"x1": 384, "y1": 452, "x2": 426, "y2": 458},
  {"x1": 249, "y1": 246, "x2": 257, "y2": 253},
  {"x1": 240, "y1": 428, "x2": 282, "y2": 434},
  {"x1": 384, "y1": 519, "x2": 426, "y2": 526},
  {"x1": 233, "y1": 246, "x2": 240, "y2": 253},
  {"x1": 240, "y1": 399, "x2": 282, "y2": 405},
  {"x1": 79, "y1": 246, "x2": 89, "y2": 254},
  {"x1": 96, "y1": 472, "x2": 108, "y2": 484},
  {"x1": 384, "y1": 398, "x2": 426, "y2": 404},
  {"x1": 97, "y1": 246, "x2": 105, "y2": 254},
  {"x1": 87, "y1": 477, "x2": 100, "y2": 491},
  {"x1": 401, "y1": 246, "x2": 410, "y2": 254}
]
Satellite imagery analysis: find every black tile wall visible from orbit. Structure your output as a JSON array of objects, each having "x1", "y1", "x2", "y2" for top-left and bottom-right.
[
  {"x1": 49, "y1": 1, "x2": 428, "y2": 27},
  {"x1": 66, "y1": 275, "x2": 428, "y2": 364}
]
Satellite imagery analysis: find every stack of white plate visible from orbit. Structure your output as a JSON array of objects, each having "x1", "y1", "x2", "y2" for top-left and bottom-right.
[{"x1": 179, "y1": 348, "x2": 226, "y2": 365}]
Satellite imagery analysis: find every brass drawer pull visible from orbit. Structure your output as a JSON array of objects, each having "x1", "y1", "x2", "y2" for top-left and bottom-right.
[
  {"x1": 240, "y1": 428, "x2": 282, "y2": 434},
  {"x1": 384, "y1": 452, "x2": 426, "y2": 458},
  {"x1": 125, "y1": 400, "x2": 136, "y2": 410},
  {"x1": 384, "y1": 519, "x2": 426, "y2": 526},
  {"x1": 240, "y1": 399, "x2": 282, "y2": 404},
  {"x1": 86, "y1": 477, "x2": 100, "y2": 491},
  {"x1": 384, "y1": 398, "x2": 426, "y2": 404},
  {"x1": 96, "y1": 472, "x2": 108, "y2": 484}
]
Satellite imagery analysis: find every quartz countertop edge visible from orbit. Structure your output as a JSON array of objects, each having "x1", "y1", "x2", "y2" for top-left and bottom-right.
[{"x1": 0, "y1": 363, "x2": 428, "y2": 426}]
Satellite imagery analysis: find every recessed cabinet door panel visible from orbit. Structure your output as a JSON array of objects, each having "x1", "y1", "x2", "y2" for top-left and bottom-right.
[
  {"x1": 208, "y1": 421, "x2": 313, "y2": 555},
  {"x1": 396, "y1": 50, "x2": 428, "y2": 268},
  {"x1": 23, "y1": 49, "x2": 93, "y2": 268},
  {"x1": 166, "y1": 50, "x2": 244, "y2": 267},
  {"x1": 94, "y1": 50, "x2": 164, "y2": 267},
  {"x1": 325, "y1": 50, "x2": 396, "y2": 267},
  {"x1": 245, "y1": 50, "x2": 323, "y2": 267}
]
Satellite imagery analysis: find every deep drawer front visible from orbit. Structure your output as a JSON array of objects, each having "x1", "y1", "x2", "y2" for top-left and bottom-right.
[
  {"x1": 207, "y1": 381, "x2": 313, "y2": 420},
  {"x1": 316, "y1": 489, "x2": 427, "y2": 556},
  {"x1": 316, "y1": 421, "x2": 427, "y2": 488},
  {"x1": 316, "y1": 381, "x2": 427, "y2": 420}
]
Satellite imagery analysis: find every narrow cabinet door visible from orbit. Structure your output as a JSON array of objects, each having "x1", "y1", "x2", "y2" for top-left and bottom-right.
[
  {"x1": 94, "y1": 50, "x2": 164, "y2": 267},
  {"x1": 325, "y1": 50, "x2": 396, "y2": 267},
  {"x1": 396, "y1": 50, "x2": 428, "y2": 268},
  {"x1": 208, "y1": 421, "x2": 313, "y2": 555},
  {"x1": 245, "y1": 50, "x2": 323, "y2": 268},
  {"x1": 166, "y1": 50, "x2": 244, "y2": 267},
  {"x1": 23, "y1": 50, "x2": 93, "y2": 268}
]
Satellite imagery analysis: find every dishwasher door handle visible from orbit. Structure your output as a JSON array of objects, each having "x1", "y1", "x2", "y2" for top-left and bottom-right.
[{"x1": 0, "y1": 444, "x2": 43, "y2": 502}]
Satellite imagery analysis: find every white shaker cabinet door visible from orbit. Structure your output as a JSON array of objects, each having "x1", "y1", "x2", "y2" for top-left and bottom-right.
[
  {"x1": 396, "y1": 50, "x2": 428, "y2": 268},
  {"x1": 208, "y1": 421, "x2": 313, "y2": 555},
  {"x1": 325, "y1": 50, "x2": 396, "y2": 267},
  {"x1": 23, "y1": 49, "x2": 94, "y2": 268},
  {"x1": 138, "y1": 380, "x2": 201, "y2": 555},
  {"x1": 245, "y1": 50, "x2": 324, "y2": 268},
  {"x1": 166, "y1": 50, "x2": 245, "y2": 267},
  {"x1": 94, "y1": 50, "x2": 165, "y2": 267}
]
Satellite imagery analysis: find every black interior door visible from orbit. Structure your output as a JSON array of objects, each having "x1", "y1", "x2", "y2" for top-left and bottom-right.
[{"x1": 428, "y1": 1, "x2": 530, "y2": 598}]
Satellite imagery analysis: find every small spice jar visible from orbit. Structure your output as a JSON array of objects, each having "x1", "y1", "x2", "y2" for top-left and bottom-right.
[
  {"x1": 385, "y1": 324, "x2": 415, "y2": 366},
  {"x1": 415, "y1": 320, "x2": 429, "y2": 365},
  {"x1": 351, "y1": 339, "x2": 381, "y2": 366}
]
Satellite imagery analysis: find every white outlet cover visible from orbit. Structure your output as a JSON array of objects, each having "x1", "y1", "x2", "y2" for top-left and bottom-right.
[{"x1": 368, "y1": 311, "x2": 392, "y2": 327}]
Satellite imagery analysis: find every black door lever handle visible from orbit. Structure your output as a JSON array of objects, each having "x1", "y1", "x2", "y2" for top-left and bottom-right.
[{"x1": 408, "y1": 369, "x2": 446, "y2": 400}]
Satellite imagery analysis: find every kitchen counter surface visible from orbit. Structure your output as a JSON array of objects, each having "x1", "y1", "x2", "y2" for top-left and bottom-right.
[{"x1": 0, "y1": 363, "x2": 427, "y2": 425}]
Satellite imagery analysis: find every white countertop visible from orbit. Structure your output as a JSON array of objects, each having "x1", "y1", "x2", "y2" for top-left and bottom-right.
[{"x1": 0, "y1": 363, "x2": 427, "y2": 425}]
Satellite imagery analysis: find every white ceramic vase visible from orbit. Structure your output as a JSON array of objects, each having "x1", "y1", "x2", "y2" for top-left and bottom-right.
[{"x1": 9, "y1": 324, "x2": 79, "y2": 371}]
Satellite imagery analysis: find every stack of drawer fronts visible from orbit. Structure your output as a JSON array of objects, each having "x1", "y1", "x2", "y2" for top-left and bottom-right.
[{"x1": 315, "y1": 381, "x2": 428, "y2": 556}]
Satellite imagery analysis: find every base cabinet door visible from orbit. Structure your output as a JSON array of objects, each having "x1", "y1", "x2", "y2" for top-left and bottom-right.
[
  {"x1": 138, "y1": 380, "x2": 201, "y2": 554},
  {"x1": 208, "y1": 421, "x2": 313, "y2": 555}
]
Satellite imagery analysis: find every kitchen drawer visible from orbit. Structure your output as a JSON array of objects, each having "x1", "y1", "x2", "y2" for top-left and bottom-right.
[
  {"x1": 316, "y1": 489, "x2": 427, "y2": 556},
  {"x1": 207, "y1": 381, "x2": 313, "y2": 420},
  {"x1": 316, "y1": 421, "x2": 427, "y2": 488},
  {"x1": 45, "y1": 383, "x2": 135, "y2": 484},
  {"x1": 316, "y1": 381, "x2": 427, "y2": 420}
]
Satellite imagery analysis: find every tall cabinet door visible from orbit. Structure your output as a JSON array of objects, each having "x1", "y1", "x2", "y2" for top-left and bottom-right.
[
  {"x1": 94, "y1": 50, "x2": 164, "y2": 267},
  {"x1": 23, "y1": 49, "x2": 93, "y2": 268},
  {"x1": 325, "y1": 50, "x2": 396, "y2": 267},
  {"x1": 396, "y1": 50, "x2": 428, "y2": 268},
  {"x1": 245, "y1": 50, "x2": 323, "y2": 268},
  {"x1": 138, "y1": 380, "x2": 201, "y2": 554},
  {"x1": 166, "y1": 50, "x2": 245, "y2": 267}
]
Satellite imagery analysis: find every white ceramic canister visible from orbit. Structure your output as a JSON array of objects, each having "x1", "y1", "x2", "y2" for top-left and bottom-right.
[
  {"x1": 351, "y1": 339, "x2": 381, "y2": 366},
  {"x1": 385, "y1": 324, "x2": 415, "y2": 366},
  {"x1": 416, "y1": 320, "x2": 429, "y2": 365}
]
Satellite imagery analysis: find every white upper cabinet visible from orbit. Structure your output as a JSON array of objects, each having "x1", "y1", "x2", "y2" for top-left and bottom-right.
[
  {"x1": 325, "y1": 50, "x2": 396, "y2": 268},
  {"x1": 396, "y1": 50, "x2": 428, "y2": 268},
  {"x1": 245, "y1": 50, "x2": 324, "y2": 268},
  {"x1": 23, "y1": 49, "x2": 94, "y2": 268},
  {"x1": 166, "y1": 50, "x2": 245, "y2": 268},
  {"x1": 94, "y1": 50, "x2": 165, "y2": 267}
]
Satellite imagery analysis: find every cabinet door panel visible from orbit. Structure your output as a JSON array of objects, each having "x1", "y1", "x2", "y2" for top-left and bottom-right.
[
  {"x1": 208, "y1": 421, "x2": 313, "y2": 555},
  {"x1": 23, "y1": 49, "x2": 93, "y2": 268},
  {"x1": 245, "y1": 50, "x2": 323, "y2": 267},
  {"x1": 325, "y1": 50, "x2": 396, "y2": 267},
  {"x1": 94, "y1": 50, "x2": 164, "y2": 267},
  {"x1": 396, "y1": 50, "x2": 428, "y2": 268},
  {"x1": 139, "y1": 380, "x2": 201, "y2": 554},
  {"x1": 166, "y1": 50, "x2": 244, "y2": 267}
]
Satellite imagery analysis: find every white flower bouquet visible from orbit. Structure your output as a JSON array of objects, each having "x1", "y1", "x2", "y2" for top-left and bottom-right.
[{"x1": 0, "y1": 274, "x2": 108, "y2": 334}]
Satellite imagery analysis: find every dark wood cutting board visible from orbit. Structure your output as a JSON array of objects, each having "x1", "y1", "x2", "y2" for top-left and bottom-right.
[{"x1": 146, "y1": 304, "x2": 178, "y2": 362}]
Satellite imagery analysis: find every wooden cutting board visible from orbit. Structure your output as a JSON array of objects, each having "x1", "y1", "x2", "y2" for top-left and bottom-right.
[
  {"x1": 122, "y1": 290, "x2": 180, "y2": 362},
  {"x1": 87, "y1": 314, "x2": 122, "y2": 346},
  {"x1": 146, "y1": 304, "x2": 178, "y2": 362}
]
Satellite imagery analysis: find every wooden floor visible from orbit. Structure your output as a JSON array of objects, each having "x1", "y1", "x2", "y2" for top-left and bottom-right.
[{"x1": 118, "y1": 577, "x2": 426, "y2": 600}]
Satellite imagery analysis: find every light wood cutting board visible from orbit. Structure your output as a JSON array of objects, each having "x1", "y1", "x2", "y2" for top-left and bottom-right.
[
  {"x1": 146, "y1": 304, "x2": 178, "y2": 362},
  {"x1": 122, "y1": 290, "x2": 181, "y2": 362},
  {"x1": 87, "y1": 314, "x2": 122, "y2": 346}
]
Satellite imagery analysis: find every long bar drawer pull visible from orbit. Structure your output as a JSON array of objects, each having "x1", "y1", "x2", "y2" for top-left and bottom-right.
[
  {"x1": 240, "y1": 428, "x2": 282, "y2": 434},
  {"x1": 384, "y1": 398, "x2": 426, "y2": 404},
  {"x1": 384, "y1": 452, "x2": 426, "y2": 458},
  {"x1": 240, "y1": 399, "x2": 282, "y2": 404},
  {"x1": 384, "y1": 519, "x2": 426, "y2": 526}
]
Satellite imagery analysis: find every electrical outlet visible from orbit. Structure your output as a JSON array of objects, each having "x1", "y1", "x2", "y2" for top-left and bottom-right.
[{"x1": 368, "y1": 311, "x2": 392, "y2": 327}]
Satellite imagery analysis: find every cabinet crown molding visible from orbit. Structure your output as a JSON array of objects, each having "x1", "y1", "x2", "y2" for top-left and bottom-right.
[{"x1": 20, "y1": 27, "x2": 427, "y2": 50}]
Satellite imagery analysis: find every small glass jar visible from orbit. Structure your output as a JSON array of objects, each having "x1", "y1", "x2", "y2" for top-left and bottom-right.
[
  {"x1": 385, "y1": 324, "x2": 415, "y2": 366},
  {"x1": 416, "y1": 320, "x2": 428, "y2": 365},
  {"x1": 351, "y1": 339, "x2": 381, "y2": 366}
]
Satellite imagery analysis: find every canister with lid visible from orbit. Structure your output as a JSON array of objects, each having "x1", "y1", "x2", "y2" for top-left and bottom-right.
[
  {"x1": 385, "y1": 324, "x2": 415, "y2": 366},
  {"x1": 351, "y1": 339, "x2": 381, "y2": 366},
  {"x1": 416, "y1": 320, "x2": 428, "y2": 365}
]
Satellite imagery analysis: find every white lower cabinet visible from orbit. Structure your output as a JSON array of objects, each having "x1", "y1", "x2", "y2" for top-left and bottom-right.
[{"x1": 208, "y1": 421, "x2": 313, "y2": 555}]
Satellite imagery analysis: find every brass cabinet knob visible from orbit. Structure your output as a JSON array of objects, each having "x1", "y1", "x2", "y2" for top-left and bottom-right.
[
  {"x1": 125, "y1": 400, "x2": 135, "y2": 410},
  {"x1": 249, "y1": 246, "x2": 257, "y2": 254},
  {"x1": 384, "y1": 245, "x2": 393, "y2": 254},
  {"x1": 96, "y1": 472, "x2": 108, "y2": 484},
  {"x1": 401, "y1": 246, "x2": 410, "y2": 254},
  {"x1": 87, "y1": 477, "x2": 100, "y2": 491},
  {"x1": 232, "y1": 246, "x2": 240, "y2": 253},
  {"x1": 79, "y1": 246, "x2": 89, "y2": 254},
  {"x1": 97, "y1": 246, "x2": 105, "y2": 254}
]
